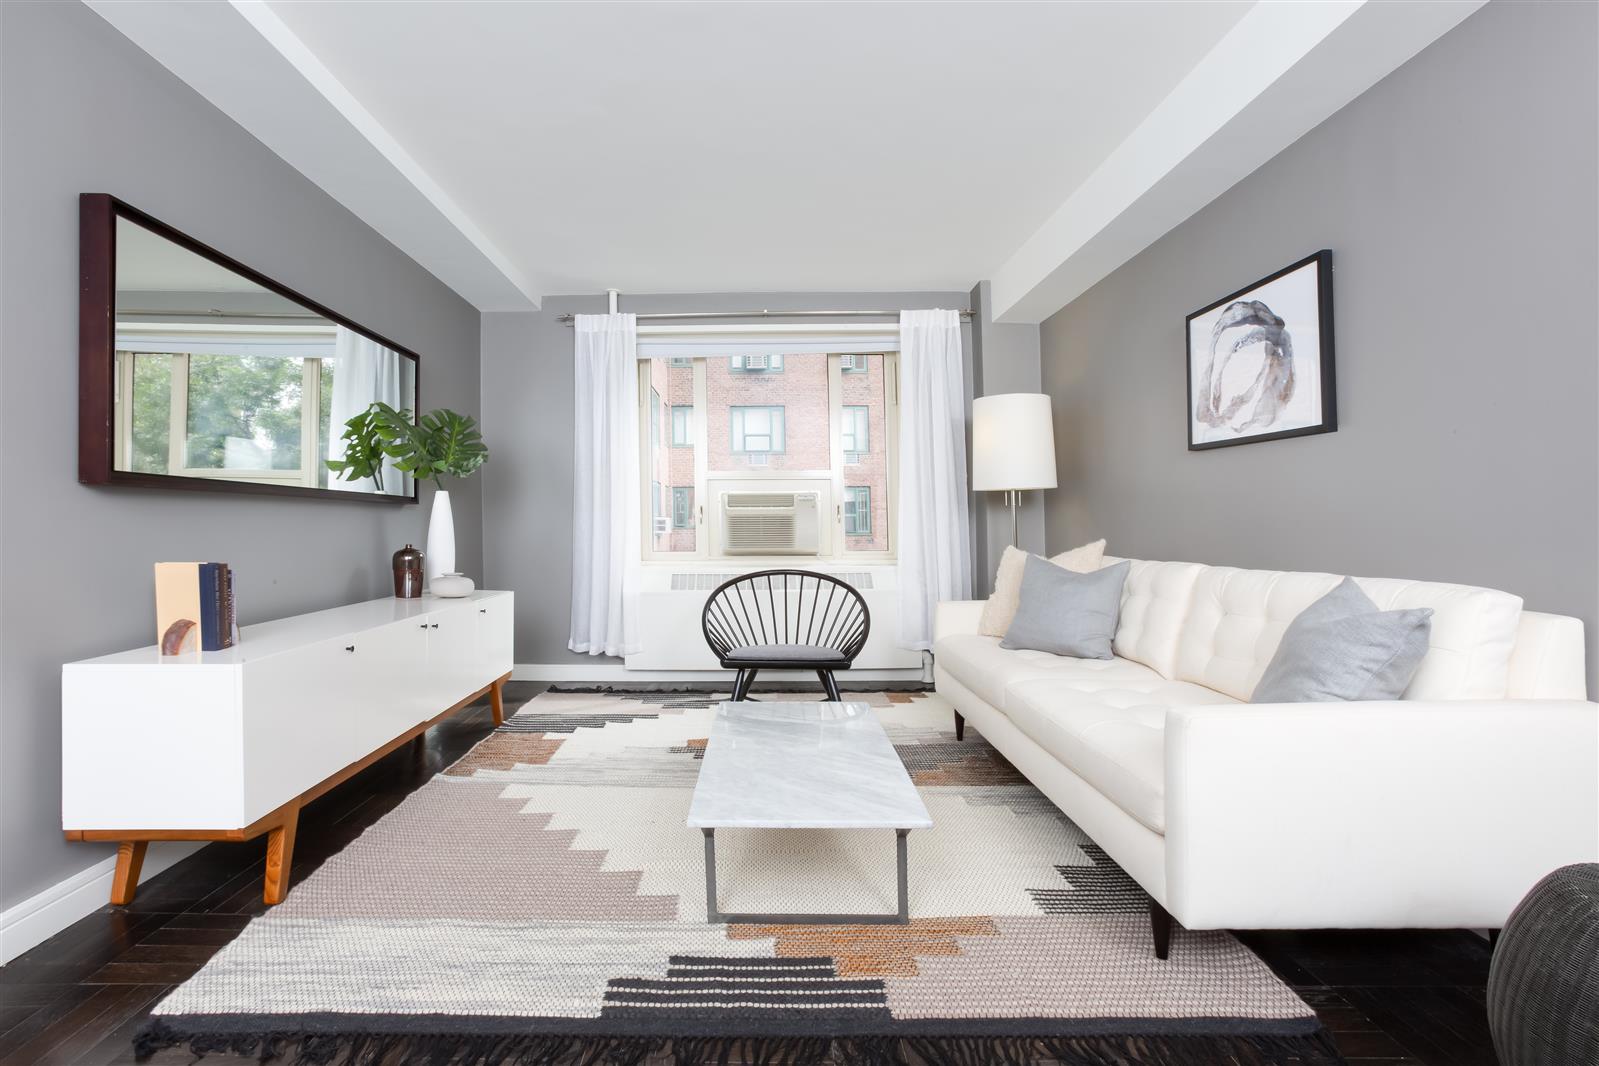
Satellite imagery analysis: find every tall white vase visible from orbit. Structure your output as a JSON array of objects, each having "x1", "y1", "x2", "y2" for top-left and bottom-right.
[{"x1": 425, "y1": 489, "x2": 456, "y2": 586}]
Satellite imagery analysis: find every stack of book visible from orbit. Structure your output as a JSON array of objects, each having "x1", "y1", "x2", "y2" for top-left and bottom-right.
[{"x1": 154, "y1": 562, "x2": 237, "y2": 655}]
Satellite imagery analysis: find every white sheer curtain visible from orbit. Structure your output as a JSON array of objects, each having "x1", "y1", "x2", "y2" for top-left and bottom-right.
[
  {"x1": 896, "y1": 309, "x2": 972, "y2": 650},
  {"x1": 569, "y1": 313, "x2": 642, "y2": 657},
  {"x1": 328, "y1": 326, "x2": 409, "y2": 494}
]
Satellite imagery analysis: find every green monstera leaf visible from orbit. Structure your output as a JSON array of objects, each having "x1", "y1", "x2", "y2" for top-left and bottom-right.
[
  {"x1": 337, "y1": 402, "x2": 489, "y2": 491},
  {"x1": 324, "y1": 404, "x2": 392, "y2": 491}
]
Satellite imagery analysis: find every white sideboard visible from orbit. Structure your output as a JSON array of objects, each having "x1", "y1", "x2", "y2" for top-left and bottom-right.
[{"x1": 62, "y1": 590, "x2": 513, "y2": 906}]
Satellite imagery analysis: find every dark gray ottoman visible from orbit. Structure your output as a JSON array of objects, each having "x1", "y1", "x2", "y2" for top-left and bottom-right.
[{"x1": 1487, "y1": 863, "x2": 1599, "y2": 1066}]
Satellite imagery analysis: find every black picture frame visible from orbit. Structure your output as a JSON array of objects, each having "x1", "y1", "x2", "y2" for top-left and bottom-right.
[{"x1": 1185, "y1": 249, "x2": 1336, "y2": 451}]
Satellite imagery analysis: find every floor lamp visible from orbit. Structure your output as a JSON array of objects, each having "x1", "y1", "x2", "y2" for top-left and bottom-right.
[{"x1": 972, "y1": 393, "x2": 1058, "y2": 547}]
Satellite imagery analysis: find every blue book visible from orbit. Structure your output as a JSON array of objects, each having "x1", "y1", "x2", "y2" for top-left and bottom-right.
[{"x1": 198, "y1": 563, "x2": 224, "y2": 652}]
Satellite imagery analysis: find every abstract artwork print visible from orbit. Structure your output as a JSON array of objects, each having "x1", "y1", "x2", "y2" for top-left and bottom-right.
[{"x1": 1187, "y1": 250, "x2": 1336, "y2": 449}]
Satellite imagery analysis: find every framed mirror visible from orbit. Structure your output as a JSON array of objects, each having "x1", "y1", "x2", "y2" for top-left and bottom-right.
[{"x1": 79, "y1": 194, "x2": 419, "y2": 502}]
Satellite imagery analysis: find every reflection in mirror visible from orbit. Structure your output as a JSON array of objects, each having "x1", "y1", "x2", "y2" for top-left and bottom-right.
[{"x1": 112, "y1": 217, "x2": 416, "y2": 496}]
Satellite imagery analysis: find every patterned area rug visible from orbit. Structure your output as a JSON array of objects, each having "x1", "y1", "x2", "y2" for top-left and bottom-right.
[{"x1": 137, "y1": 690, "x2": 1340, "y2": 1065}]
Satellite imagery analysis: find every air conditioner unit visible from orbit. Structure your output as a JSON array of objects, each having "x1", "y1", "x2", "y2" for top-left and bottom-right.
[{"x1": 721, "y1": 491, "x2": 820, "y2": 555}]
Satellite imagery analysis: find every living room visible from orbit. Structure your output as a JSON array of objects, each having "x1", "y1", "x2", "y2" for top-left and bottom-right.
[{"x1": 2, "y1": 2, "x2": 1595, "y2": 1064}]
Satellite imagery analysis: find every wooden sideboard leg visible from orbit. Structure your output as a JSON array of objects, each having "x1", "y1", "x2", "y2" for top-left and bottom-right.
[
  {"x1": 489, "y1": 676, "x2": 506, "y2": 727},
  {"x1": 110, "y1": 841, "x2": 148, "y2": 906},
  {"x1": 262, "y1": 807, "x2": 300, "y2": 905},
  {"x1": 953, "y1": 711, "x2": 965, "y2": 741}
]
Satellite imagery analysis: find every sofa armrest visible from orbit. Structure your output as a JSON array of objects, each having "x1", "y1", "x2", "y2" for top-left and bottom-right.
[
  {"x1": 1163, "y1": 700, "x2": 1599, "y2": 929},
  {"x1": 934, "y1": 600, "x2": 986, "y2": 642}
]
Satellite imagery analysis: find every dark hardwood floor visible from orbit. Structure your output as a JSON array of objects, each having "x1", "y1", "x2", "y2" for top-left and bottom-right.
[{"x1": 0, "y1": 681, "x2": 1498, "y2": 1065}]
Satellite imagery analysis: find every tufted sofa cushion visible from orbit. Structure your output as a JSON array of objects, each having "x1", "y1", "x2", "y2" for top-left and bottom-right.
[
  {"x1": 1172, "y1": 566, "x2": 1524, "y2": 702},
  {"x1": 1005, "y1": 677, "x2": 1239, "y2": 834},
  {"x1": 933, "y1": 633, "x2": 1162, "y2": 712},
  {"x1": 1106, "y1": 557, "x2": 1206, "y2": 678}
]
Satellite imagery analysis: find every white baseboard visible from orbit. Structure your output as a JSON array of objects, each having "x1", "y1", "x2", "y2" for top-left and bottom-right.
[
  {"x1": 514, "y1": 663, "x2": 928, "y2": 684},
  {"x1": 0, "y1": 842, "x2": 204, "y2": 964}
]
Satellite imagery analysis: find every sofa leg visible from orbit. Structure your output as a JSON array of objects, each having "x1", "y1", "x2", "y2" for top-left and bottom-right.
[
  {"x1": 952, "y1": 710, "x2": 965, "y2": 741},
  {"x1": 1151, "y1": 900, "x2": 1172, "y2": 960}
]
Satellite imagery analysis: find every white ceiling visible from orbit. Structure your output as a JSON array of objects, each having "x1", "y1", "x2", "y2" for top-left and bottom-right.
[
  {"x1": 262, "y1": 0, "x2": 1251, "y2": 299},
  {"x1": 91, "y1": 0, "x2": 1484, "y2": 319}
]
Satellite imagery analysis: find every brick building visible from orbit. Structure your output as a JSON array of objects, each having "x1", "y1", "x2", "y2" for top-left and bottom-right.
[{"x1": 644, "y1": 352, "x2": 890, "y2": 556}]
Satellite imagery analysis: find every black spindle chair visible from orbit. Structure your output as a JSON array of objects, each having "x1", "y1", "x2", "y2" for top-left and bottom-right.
[{"x1": 702, "y1": 570, "x2": 870, "y2": 701}]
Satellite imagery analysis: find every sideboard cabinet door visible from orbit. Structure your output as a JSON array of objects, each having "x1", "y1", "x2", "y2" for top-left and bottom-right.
[
  {"x1": 241, "y1": 638, "x2": 362, "y2": 823},
  {"x1": 353, "y1": 619, "x2": 433, "y2": 752},
  {"x1": 476, "y1": 595, "x2": 515, "y2": 686}
]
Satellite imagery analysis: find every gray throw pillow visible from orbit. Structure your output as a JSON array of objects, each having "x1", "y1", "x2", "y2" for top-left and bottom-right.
[
  {"x1": 1252, "y1": 577, "x2": 1434, "y2": 703},
  {"x1": 1000, "y1": 557, "x2": 1130, "y2": 660}
]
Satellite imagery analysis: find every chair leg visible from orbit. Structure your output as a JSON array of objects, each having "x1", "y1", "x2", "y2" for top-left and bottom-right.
[
  {"x1": 953, "y1": 710, "x2": 965, "y2": 741},
  {"x1": 1150, "y1": 899, "x2": 1173, "y2": 960},
  {"x1": 731, "y1": 669, "x2": 748, "y2": 701},
  {"x1": 817, "y1": 670, "x2": 842, "y2": 702}
]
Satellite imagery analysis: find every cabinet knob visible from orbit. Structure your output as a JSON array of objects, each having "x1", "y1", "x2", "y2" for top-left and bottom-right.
[
  {"x1": 479, "y1": 608, "x2": 487, "y2": 614},
  {"x1": 419, "y1": 623, "x2": 428, "y2": 629},
  {"x1": 430, "y1": 623, "x2": 439, "y2": 629},
  {"x1": 345, "y1": 645, "x2": 355, "y2": 653}
]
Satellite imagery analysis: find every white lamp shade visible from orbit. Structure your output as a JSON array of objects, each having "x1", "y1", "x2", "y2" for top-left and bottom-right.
[{"x1": 972, "y1": 393, "x2": 1058, "y2": 492}]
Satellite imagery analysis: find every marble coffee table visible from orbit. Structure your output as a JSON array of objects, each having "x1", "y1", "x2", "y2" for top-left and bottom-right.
[{"x1": 686, "y1": 700, "x2": 933, "y2": 924}]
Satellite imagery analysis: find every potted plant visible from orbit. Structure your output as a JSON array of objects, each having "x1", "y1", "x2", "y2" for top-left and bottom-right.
[{"x1": 327, "y1": 403, "x2": 489, "y2": 588}]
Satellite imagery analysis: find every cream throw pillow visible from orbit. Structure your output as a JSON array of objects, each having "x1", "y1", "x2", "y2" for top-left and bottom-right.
[{"x1": 978, "y1": 539, "x2": 1107, "y2": 637}]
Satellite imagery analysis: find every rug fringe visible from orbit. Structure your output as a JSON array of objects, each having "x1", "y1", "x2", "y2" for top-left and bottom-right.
[{"x1": 134, "y1": 1021, "x2": 1345, "y2": 1065}]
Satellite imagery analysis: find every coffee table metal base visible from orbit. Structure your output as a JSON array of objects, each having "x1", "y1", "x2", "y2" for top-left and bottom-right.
[{"x1": 701, "y1": 827, "x2": 911, "y2": 925}]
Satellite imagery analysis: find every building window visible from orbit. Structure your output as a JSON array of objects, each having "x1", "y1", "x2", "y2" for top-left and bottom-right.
[
  {"x1": 730, "y1": 405, "x2": 784, "y2": 453},
  {"x1": 668, "y1": 356, "x2": 692, "y2": 368},
  {"x1": 842, "y1": 405, "x2": 868, "y2": 463},
  {"x1": 844, "y1": 486, "x2": 871, "y2": 535},
  {"x1": 731, "y1": 353, "x2": 783, "y2": 373},
  {"x1": 639, "y1": 352, "x2": 896, "y2": 561}
]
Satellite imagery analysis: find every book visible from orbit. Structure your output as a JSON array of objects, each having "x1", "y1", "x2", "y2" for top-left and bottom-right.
[
  {"x1": 155, "y1": 562, "x2": 237, "y2": 654},
  {"x1": 221, "y1": 564, "x2": 237, "y2": 648},
  {"x1": 154, "y1": 562, "x2": 203, "y2": 655},
  {"x1": 198, "y1": 563, "x2": 224, "y2": 652}
]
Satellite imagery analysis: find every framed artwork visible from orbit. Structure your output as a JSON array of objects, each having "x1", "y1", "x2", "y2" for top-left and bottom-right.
[{"x1": 1187, "y1": 250, "x2": 1336, "y2": 450}]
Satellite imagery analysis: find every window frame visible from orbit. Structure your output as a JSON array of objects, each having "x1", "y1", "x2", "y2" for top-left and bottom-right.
[
  {"x1": 115, "y1": 349, "x2": 325, "y2": 487},
  {"x1": 844, "y1": 485, "x2": 872, "y2": 536},
  {"x1": 670, "y1": 404, "x2": 692, "y2": 447},
  {"x1": 671, "y1": 485, "x2": 694, "y2": 529},
  {"x1": 730, "y1": 404, "x2": 786, "y2": 455}
]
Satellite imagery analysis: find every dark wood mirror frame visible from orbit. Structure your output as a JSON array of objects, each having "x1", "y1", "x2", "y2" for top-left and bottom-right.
[{"x1": 79, "y1": 193, "x2": 421, "y2": 504}]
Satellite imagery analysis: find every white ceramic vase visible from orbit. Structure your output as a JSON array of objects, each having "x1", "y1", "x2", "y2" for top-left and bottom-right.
[{"x1": 425, "y1": 489, "x2": 456, "y2": 587}]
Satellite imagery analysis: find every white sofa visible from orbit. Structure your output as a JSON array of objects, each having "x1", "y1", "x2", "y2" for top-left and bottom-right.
[{"x1": 934, "y1": 556, "x2": 1598, "y2": 955}]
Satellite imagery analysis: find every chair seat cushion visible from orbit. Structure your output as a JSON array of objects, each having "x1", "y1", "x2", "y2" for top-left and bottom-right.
[
  {"x1": 1004, "y1": 677, "x2": 1239, "y2": 835},
  {"x1": 724, "y1": 643, "x2": 848, "y2": 664}
]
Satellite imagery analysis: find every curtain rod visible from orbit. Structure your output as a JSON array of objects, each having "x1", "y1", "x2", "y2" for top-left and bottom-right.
[{"x1": 556, "y1": 308, "x2": 973, "y2": 325}]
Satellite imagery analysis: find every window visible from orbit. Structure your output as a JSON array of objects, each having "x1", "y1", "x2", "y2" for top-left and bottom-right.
[
  {"x1": 842, "y1": 405, "x2": 869, "y2": 462},
  {"x1": 668, "y1": 357, "x2": 692, "y2": 368},
  {"x1": 639, "y1": 351, "x2": 896, "y2": 561},
  {"x1": 731, "y1": 353, "x2": 783, "y2": 373},
  {"x1": 650, "y1": 388, "x2": 662, "y2": 443},
  {"x1": 844, "y1": 486, "x2": 871, "y2": 535},
  {"x1": 116, "y1": 350, "x2": 331, "y2": 487},
  {"x1": 731, "y1": 405, "x2": 784, "y2": 453}
]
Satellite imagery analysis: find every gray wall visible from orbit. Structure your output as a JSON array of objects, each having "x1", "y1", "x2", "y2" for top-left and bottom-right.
[
  {"x1": 1039, "y1": 0, "x2": 1598, "y2": 693},
  {"x1": 481, "y1": 291, "x2": 970, "y2": 667},
  {"x1": 968, "y1": 281, "x2": 1045, "y2": 593},
  {"x1": 0, "y1": 0, "x2": 483, "y2": 913}
]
